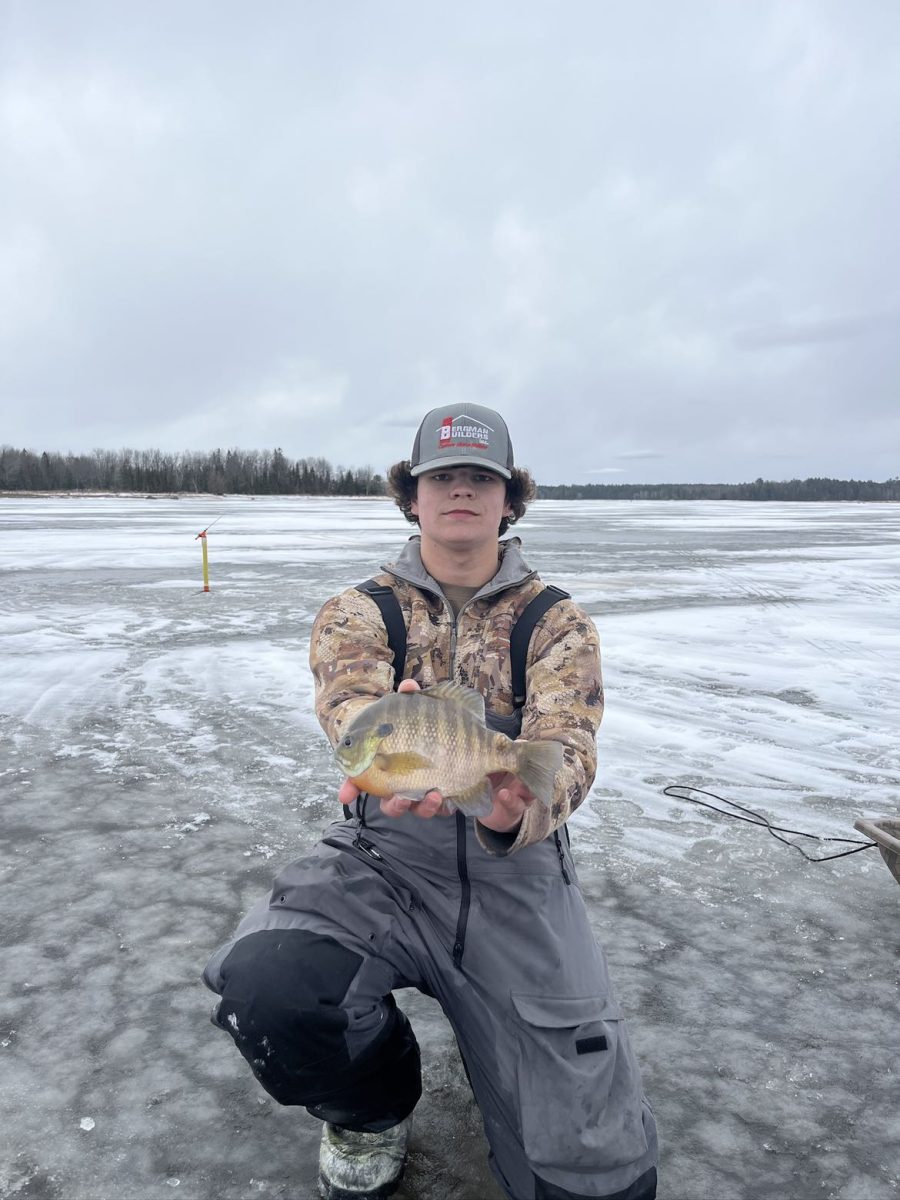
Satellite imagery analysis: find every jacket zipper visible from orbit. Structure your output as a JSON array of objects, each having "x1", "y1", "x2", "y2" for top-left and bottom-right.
[
  {"x1": 444, "y1": 600, "x2": 471, "y2": 968},
  {"x1": 452, "y1": 812, "x2": 470, "y2": 967}
]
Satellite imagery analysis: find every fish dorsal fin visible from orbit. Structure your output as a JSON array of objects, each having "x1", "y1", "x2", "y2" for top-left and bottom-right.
[{"x1": 425, "y1": 680, "x2": 486, "y2": 722}]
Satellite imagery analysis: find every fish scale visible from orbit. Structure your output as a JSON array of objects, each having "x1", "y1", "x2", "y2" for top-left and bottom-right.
[
  {"x1": 334, "y1": 680, "x2": 563, "y2": 817},
  {"x1": 371, "y1": 693, "x2": 512, "y2": 796}
]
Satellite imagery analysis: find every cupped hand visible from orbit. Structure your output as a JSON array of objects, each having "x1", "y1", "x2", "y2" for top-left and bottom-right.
[{"x1": 479, "y1": 772, "x2": 536, "y2": 834}]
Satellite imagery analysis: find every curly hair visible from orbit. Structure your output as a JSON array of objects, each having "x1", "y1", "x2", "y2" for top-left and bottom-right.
[{"x1": 386, "y1": 461, "x2": 536, "y2": 537}]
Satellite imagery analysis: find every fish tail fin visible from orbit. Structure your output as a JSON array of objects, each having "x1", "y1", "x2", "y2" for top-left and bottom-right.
[{"x1": 513, "y1": 739, "x2": 564, "y2": 809}]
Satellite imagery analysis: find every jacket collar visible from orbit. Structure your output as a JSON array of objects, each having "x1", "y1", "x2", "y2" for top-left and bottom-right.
[{"x1": 385, "y1": 535, "x2": 536, "y2": 600}]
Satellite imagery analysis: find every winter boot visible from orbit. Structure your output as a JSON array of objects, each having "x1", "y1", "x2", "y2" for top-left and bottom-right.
[{"x1": 317, "y1": 1118, "x2": 410, "y2": 1200}]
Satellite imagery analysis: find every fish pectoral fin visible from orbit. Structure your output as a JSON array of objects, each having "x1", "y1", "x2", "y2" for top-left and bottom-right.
[
  {"x1": 425, "y1": 680, "x2": 486, "y2": 722},
  {"x1": 450, "y1": 779, "x2": 494, "y2": 818},
  {"x1": 373, "y1": 751, "x2": 434, "y2": 773}
]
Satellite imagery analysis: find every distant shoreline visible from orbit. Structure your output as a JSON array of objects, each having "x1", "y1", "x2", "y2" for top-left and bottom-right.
[
  {"x1": 4, "y1": 447, "x2": 896, "y2": 501},
  {"x1": 1, "y1": 490, "x2": 897, "y2": 504},
  {"x1": 0, "y1": 491, "x2": 389, "y2": 500}
]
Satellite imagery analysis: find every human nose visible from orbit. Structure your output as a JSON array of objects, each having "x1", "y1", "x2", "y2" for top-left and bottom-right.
[{"x1": 449, "y1": 475, "x2": 475, "y2": 495}]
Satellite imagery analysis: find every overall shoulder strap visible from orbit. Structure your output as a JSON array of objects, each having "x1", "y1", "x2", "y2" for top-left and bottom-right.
[
  {"x1": 355, "y1": 579, "x2": 407, "y2": 690},
  {"x1": 510, "y1": 583, "x2": 574, "y2": 878},
  {"x1": 356, "y1": 578, "x2": 570, "y2": 704},
  {"x1": 346, "y1": 579, "x2": 407, "y2": 821},
  {"x1": 509, "y1": 584, "x2": 570, "y2": 706}
]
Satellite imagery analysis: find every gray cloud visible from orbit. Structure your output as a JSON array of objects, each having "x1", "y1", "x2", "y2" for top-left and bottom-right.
[
  {"x1": 734, "y1": 315, "x2": 884, "y2": 350},
  {"x1": 2, "y1": 1, "x2": 899, "y2": 484},
  {"x1": 614, "y1": 451, "x2": 667, "y2": 461}
]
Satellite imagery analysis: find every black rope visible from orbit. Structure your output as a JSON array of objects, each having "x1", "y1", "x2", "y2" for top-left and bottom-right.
[{"x1": 662, "y1": 785, "x2": 880, "y2": 863}]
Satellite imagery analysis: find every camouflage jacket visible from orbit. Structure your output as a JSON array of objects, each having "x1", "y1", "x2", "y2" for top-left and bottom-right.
[{"x1": 309, "y1": 536, "x2": 603, "y2": 855}]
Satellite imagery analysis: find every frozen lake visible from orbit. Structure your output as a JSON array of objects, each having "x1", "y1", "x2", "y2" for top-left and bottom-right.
[{"x1": 2, "y1": 496, "x2": 899, "y2": 1200}]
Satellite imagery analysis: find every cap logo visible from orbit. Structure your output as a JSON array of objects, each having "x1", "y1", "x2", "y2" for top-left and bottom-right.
[{"x1": 437, "y1": 413, "x2": 493, "y2": 449}]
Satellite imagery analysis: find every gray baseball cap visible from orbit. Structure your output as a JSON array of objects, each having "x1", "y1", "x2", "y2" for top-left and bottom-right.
[{"x1": 409, "y1": 403, "x2": 514, "y2": 479}]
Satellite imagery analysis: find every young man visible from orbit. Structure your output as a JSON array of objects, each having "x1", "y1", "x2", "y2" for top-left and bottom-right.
[{"x1": 203, "y1": 403, "x2": 659, "y2": 1200}]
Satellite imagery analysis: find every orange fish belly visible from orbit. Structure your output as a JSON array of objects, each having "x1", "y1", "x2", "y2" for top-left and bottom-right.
[{"x1": 347, "y1": 765, "x2": 395, "y2": 797}]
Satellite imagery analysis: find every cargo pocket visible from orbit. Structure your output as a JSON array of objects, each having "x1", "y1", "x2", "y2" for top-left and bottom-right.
[{"x1": 510, "y1": 993, "x2": 649, "y2": 1176}]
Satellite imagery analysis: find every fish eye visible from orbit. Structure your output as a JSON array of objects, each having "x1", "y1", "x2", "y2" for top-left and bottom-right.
[{"x1": 342, "y1": 735, "x2": 353, "y2": 747}]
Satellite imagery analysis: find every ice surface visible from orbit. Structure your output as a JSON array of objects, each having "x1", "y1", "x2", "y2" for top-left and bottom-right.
[{"x1": 1, "y1": 496, "x2": 898, "y2": 1200}]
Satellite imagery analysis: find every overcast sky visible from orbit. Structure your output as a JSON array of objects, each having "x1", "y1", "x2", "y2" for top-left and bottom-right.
[{"x1": 2, "y1": 2, "x2": 898, "y2": 484}]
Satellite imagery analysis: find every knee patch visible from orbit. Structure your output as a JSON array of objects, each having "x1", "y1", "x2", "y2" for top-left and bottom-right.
[
  {"x1": 217, "y1": 929, "x2": 363, "y2": 1069},
  {"x1": 213, "y1": 928, "x2": 420, "y2": 1119}
]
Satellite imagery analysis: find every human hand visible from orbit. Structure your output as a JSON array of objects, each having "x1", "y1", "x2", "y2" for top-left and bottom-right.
[
  {"x1": 479, "y1": 772, "x2": 536, "y2": 834},
  {"x1": 338, "y1": 762, "x2": 534, "y2": 829}
]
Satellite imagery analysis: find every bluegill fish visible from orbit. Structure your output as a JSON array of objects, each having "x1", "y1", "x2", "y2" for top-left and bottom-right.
[{"x1": 334, "y1": 680, "x2": 563, "y2": 817}]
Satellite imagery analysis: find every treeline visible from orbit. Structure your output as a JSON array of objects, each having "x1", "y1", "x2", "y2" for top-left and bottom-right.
[
  {"x1": 1, "y1": 446, "x2": 897, "y2": 501},
  {"x1": 0, "y1": 446, "x2": 385, "y2": 496},
  {"x1": 536, "y1": 477, "x2": 900, "y2": 501}
]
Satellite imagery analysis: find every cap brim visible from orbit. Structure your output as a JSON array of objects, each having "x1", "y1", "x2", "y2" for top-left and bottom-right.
[{"x1": 410, "y1": 455, "x2": 511, "y2": 479}]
